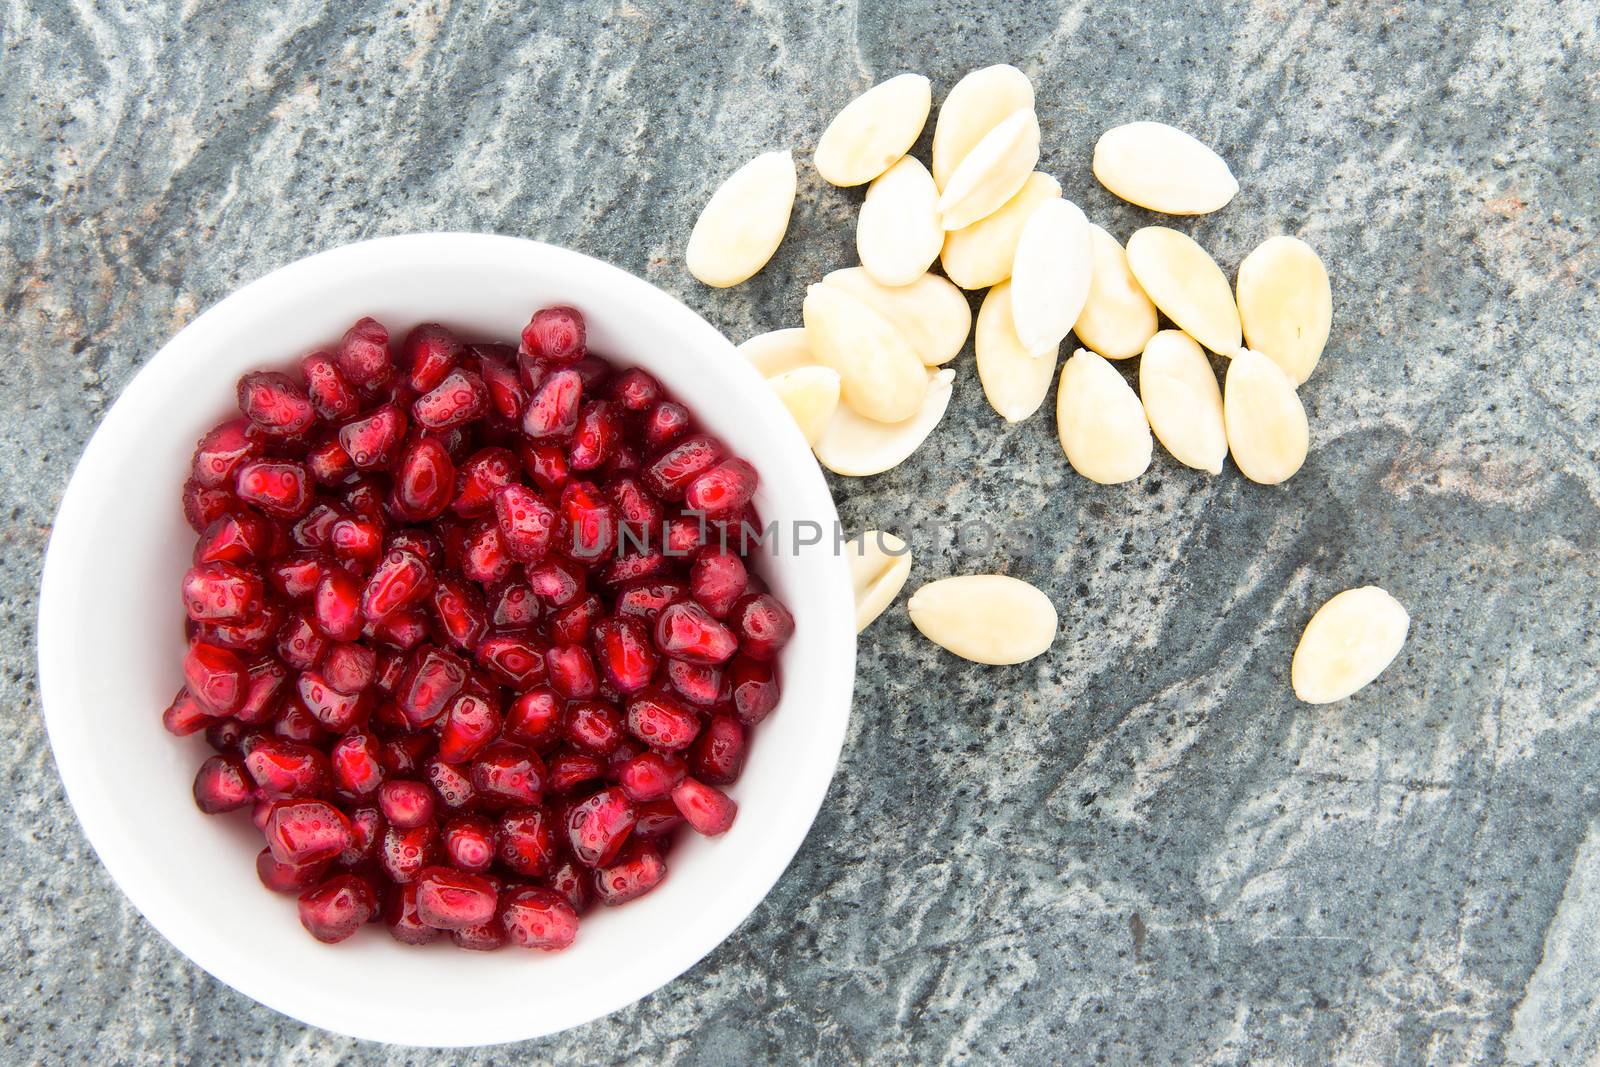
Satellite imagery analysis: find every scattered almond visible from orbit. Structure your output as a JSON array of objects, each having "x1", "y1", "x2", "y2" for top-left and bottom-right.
[
  {"x1": 1092, "y1": 121, "x2": 1238, "y2": 215},
  {"x1": 1009, "y1": 198, "x2": 1092, "y2": 358},
  {"x1": 1125, "y1": 226, "x2": 1243, "y2": 356},
  {"x1": 1138, "y1": 330, "x2": 1226, "y2": 474},
  {"x1": 976, "y1": 281, "x2": 1060, "y2": 423},
  {"x1": 1056, "y1": 348, "x2": 1152, "y2": 484},
  {"x1": 936, "y1": 108, "x2": 1041, "y2": 230},
  {"x1": 907, "y1": 575, "x2": 1058, "y2": 665},
  {"x1": 1073, "y1": 224, "x2": 1158, "y2": 360},
  {"x1": 814, "y1": 73, "x2": 933, "y2": 187},
  {"x1": 1236, "y1": 235, "x2": 1333, "y2": 385},
  {"x1": 813, "y1": 369, "x2": 954, "y2": 477},
  {"x1": 767, "y1": 365, "x2": 841, "y2": 445},
  {"x1": 738, "y1": 328, "x2": 814, "y2": 378},
  {"x1": 685, "y1": 150, "x2": 797, "y2": 288},
  {"x1": 940, "y1": 171, "x2": 1061, "y2": 291},
  {"x1": 822, "y1": 268, "x2": 971, "y2": 367},
  {"x1": 1223, "y1": 348, "x2": 1308, "y2": 485},
  {"x1": 931, "y1": 64, "x2": 1036, "y2": 189},
  {"x1": 1291, "y1": 587, "x2": 1409, "y2": 704},
  {"x1": 802, "y1": 283, "x2": 928, "y2": 424},
  {"x1": 846, "y1": 531, "x2": 913, "y2": 632},
  {"x1": 857, "y1": 157, "x2": 944, "y2": 287}
]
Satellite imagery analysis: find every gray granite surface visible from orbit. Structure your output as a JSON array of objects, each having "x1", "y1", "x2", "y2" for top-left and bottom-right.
[{"x1": 3, "y1": 0, "x2": 1598, "y2": 1063}]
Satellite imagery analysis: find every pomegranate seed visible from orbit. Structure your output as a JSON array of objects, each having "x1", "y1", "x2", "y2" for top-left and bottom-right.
[
  {"x1": 380, "y1": 822, "x2": 439, "y2": 884},
  {"x1": 291, "y1": 504, "x2": 342, "y2": 550},
  {"x1": 730, "y1": 592, "x2": 795, "y2": 660},
  {"x1": 257, "y1": 848, "x2": 330, "y2": 894},
  {"x1": 296, "y1": 668, "x2": 371, "y2": 731},
  {"x1": 451, "y1": 919, "x2": 507, "y2": 951},
  {"x1": 688, "y1": 714, "x2": 747, "y2": 785},
  {"x1": 634, "y1": 798, "x2": 683, "y2": 838},
  {"x1": 609, "y1": 367, "x2": 661, "y2": 411},
  {"x1": 526, "y1": 556, "x2": 587, "y2": 608},
  {"x1": 276, "y1": 610, "x2": 327, "y2": 671},
  {"x1": 521, "y1": 369, "x2": 583, "y2": 439},
  {"x1": 396, "y1": 646, "x2": 468, "y2": 726},
  {"x1": 548, "y1": 593, "x2": 603, "y2": 646},
  {"x1": 643, "y1": 433, "x2": 722, "y2": 501},
  {"x1": 666, "y1": 658, "x2": 724, "y2": 707},
  {"x1": 614, "y1": 577, "x2": 688, "y2": 622},
  {"x1": 378, "y1": 779, "x2": 436, "y2": 830},
  {"x1": 592, "y1": 617, "x2": 657, "y2": 695},
  {"x1": 497, "y1": 807, "x2": 558, "y2": 877},
  {"x1": 191, "y1": 418, "x2": 261, "y2": 489},
  {"x1": 477, "y1": 352, "x2": 526, "y2": 423},
  {"x1": 388, "y1": 436, "x2": 456, "y2": 521},
  {"x1": 420, "y1": 757, "x2": 475, "y2": 813},
  {"x1": 193, "y1": 513, "x2": 272, "y2": 566},
  {"x1": 245, "y1": 738, "x2": 331, "y2": 798},
  {"x1": 486, "y1": 579, "x2": 539, "y2": 629},
  {"x1": 336, "y1": 317, "x2": 393, "y2": 388},
  {"x1": 471, "y1": 743, "x2": 545, "y2": 807},
  {"x1": 340, "y1": 805, "x2": 384, "y2": 867},
  {"x1": 545, "y1": 751, "x2": 604, "y2": 795},
  {"x1": 267, "y1": 551, "x2": 324, "y2": 600},
  {"x1": 415, "y1": 868, "x2": 498, "y2": 931},
  {"x1": 328, "y1": 514, "x2": 385, "y2": 566},
  {"x1": 663, "y1": 515, "x2": 708, "y2": 557},
  {"x1": 520, "y1": 306, "x2": 586, "y2": 364},
  {"x1": 302, "y1": 350, "x2": 360, "y2": 421},
  {"x1": 500, "y1": 886, "x2": 579, "y2": 951},
  {"x1": 728, "y1": 654, "x2": 780, "y2": 724},
  {"x1": 684, "y1": 458, "x2": 757, "y2": 518},
  {"x1": 298, "y1": 872, "x2": 377, "y2": 943},
  {"x1": 330, "y1": 732, "x2": 385, "y2": 797},
  {"x1": 671, "y1": 777, "x2": 737, "y2": 836},
  {"x1": 402, "y1": 323, "x2": 463, "y2": 393},
  {"x1": 568, "y1": 401, "x2": 620, "y2": 471},
  {"x1": 341, "y1": 477, "x2": 387, "y2": 522},
  {"x1": 204, "y1": 718, "x2": 251, "y2": 753},
  {"x1": 641, "y1": 401, "x2": 692, "y2": 452},
  {"x1": 305, "y1": 435, "x2": 357, "y2": 485},
  {"x1": 546, "y1": 644, "x2": 598, "y2": 700},
  {"x1": 593, "y1": 840, "x2": 667, "y2": 905},
  {"x1": 183, "y1": 480, "x2": 240, "y2": 532},
  {"x1": 383, "y1": 882, "x2": 442, "y2": 944},
  {"x1": 162, "y1": 688, "x2": 214, "y2": 736},
  {"x1": 181, "y1": 561, "x2": 262, "y2": 623},
  {"x1": 372, "y1": 608, "x2": 430, "y2": 650},
  {"x1": 547, "y1": 859, "x2": 591, "y2": 912},
  {"x1": 437, "y1": 689, "x2": 501, "y2": 764},
  {"x1": 520, "y1": 441, "x2": 570, "y2": 493},
  {"x1": 616, "y1": 750, "x2": 686, "y2": 803},
  {"x1": 452, "y1": 447, "x2": 519, "y2": 517},
  {"x1": 192, "y1": 754, "x2": 254, "y2": 813},
  {"x1": 654, "y1": 600, "x2": 739, "y2": 665},
  {"x1": 504, "y1": 688, "x2": 562, "y2": 748},
  {"x1": 313, "y1": 567, "x2": 364, "y2": 641},
  {"x1": 473, "y1": 634, "x2": 547, "y2": 689},
  {"x1": 460, "y1": 520, "x2": 514, "y2": 584},
  {"x1": 237, "y1": 371, "x2": 316, "y2": 436},
  {"x1": 565, "y1": 787, "x2": 636, "y2": 867},
  {"x1": 414, "y1": 367, "x2": 488, "y2": 429},
  {"x1": 571, "y1": 356, "x2": 610, "y2": 392},
  {"x1": 600, "y1": 549, "x2": 667, "y2": 587},
  {"x1": 557, "y1": 481, "x2": 618, "y2": 562},
  {"x1": 266, "y1": 799, "x2": 352, "y2": 865},
  {"x1": 562, "y1": 700, "x2": 626, "y2": 756},
  {"x1": 183, "y1": 641, "x2": 248, "y2": 715},
  {"x1": 625, "y1": 690, "x2": 702, "y2": 752},
  {"x1": 689, "y1": 549, "x2": 748, "y2": 619},
  {"x1": 321, "y1": 642, "x2": 376, "y2": 694},
  {"x1": 360, "y1": 549, "x2": 433, "y2": 623},
  {"x1": 493, "y1": 484, "x2": 556, "y2": 563},
  {"x1": 379, "y1": 733, "x2": 435, "y2": 776},
  {"x1": 204, "y1": 602, "x2": 285, "y2": 655},
  {"x1": 235, "y1": 460, "x2": 312, "y2": 519},
  {"x1": 430, "y1": 577, "x2": 488, "y2": 651},
  {"x1": 440, "y1": 815, "x2": 496, "y2": 873},
  {"x1": 338, "y1": 403, "x2": 407, "y2": 470},
  {"x1": 274, "y1": 700, "x2": 329, "y2": 744}
]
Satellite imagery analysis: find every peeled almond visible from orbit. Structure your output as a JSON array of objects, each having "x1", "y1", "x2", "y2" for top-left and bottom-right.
[
  {"x1": 685, "y1": 150, "x2": 797, "y2": 288},
  {"x1": 936, "y1": 109, "x2": 1040, "y2": 230},
  {"x1": 814, "y1": 369, "x2": 954, "y2": 477},
  {"x1": 1236, "y1": 235, "x2": 1333, "y2": 385},
  {"x1": 1073, "y1": 224, "x2": 1158, "y2": 360},
  {"x1": 813, "y1": 73, "x2": 933, "y2": 187},
  {"x1": 1055, "y1": 349, "x2": 1152, "y2": 484},
  {"x1": 1291, "y1": 587, "x2": 1410, "y2": 704},
  {"x1": 1092, "y1": 121, "x2": 1238, "y2": 215},
  {"x1": 738, "y1": 328, "x2": 815, "y2": 378},
  {"x1": 931, "y1": 64, "x2": 1036, "y2": 189},
  {"x1": 1138, "y1": 331, "x2": 1226, "y2": 474},
  {"x1": 768, "y1": 366, "x2": 841, "y2": 445},
  {"x1": 1010, "y1": 198, "x2": 1092, "y2": 357},
  {"x1": 940, "y1": 172, "x2": 1061, "y2": 290},
  {"x1": 1125, "y1": 227, "x2": 1242, "y2": 355},
  {"x1": 802, "y1": 283, "x2": 928, "y2": 424},
  {"x1": 907, "y1": 575, "x2": 1058, "y2": 665},
  {"x1": 1223, "y1": 348, "x2": 1308, "y2": 485},
  {"x1": 822, "y1": 268, "x2": 971, "y2": 367},
  {"x1": 846, "y1": 531, "x2": 912, "y2": 632},
  {"x1": 976, "y1": 281, "x2": 1059, "y2": 422},
  {"x1": 857, "y1": 157, "x2": 944, "y2": 286}
]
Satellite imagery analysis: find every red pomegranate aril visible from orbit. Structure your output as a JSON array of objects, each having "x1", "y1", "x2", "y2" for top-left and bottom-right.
[
  {"x1": 296, "y1": 668, "x2": 371, "y2": 731},
  {"x1": 388, "y1": 436, "x2": 456, "y2": 521},
  {"x1": 306, "y1": 435, "x2": 357, "y2": 486},
  {"x1": 654, "y1": 600, "x2": 739, "y2": 665},
  {"x1": 193, "y1": 513, "x2": 272, "y2": 566},
  {"x1": 291, "y1": 503, "x2": 342, "y2": 550},
  {"x1": 328, "y1": 514, "x2": 384, "y2": 565},
  {"x1": 238, "y1": 370, "x2": 316, "y2": 437},
  {"x1": 557, "y1": 481, "x2": 618, "y2": 562},
  {"x1": 257, "y1": 848, "x2": 330, "y2": 894},
  {"x1": 666, "y1": 658, "x2": 724, "y2": 708},
  {"x1": 643, "y1": 433, "x2": 723, "y2": 502},
  {"x1": 504, "y1": 688, "x2": 562, "y2": 748},
  {"x1": 689, "y1": 714, "x2": 747, "y2": 786},
  {"x1": 378, "y1": 779, "x2": 437, "y2": 830},
  {"x1": 493, "y1": 483, "x2": 556, "y2": 563},
  {"x1": 471, "y1": 743, "x2": 545, "y2": 807},
  {"x1": 191, "y1": 418, "x2": 261, "y2": 489},
  {"x1": 340, "y1": 477, "x2": 386, "y2": 522},
  {"x1": 336, "y1": 317, "x2": 394, "y2": 388},
  {"x1": 301, "y1": 350, "x2": 360, "y2": 422},
  {"x1": 430, "y1": 577, "x2": 488, "y2": 652},
  {"x1": 330, "y1": 731, "x2": 385, "y2": 797},
  {"x1": 592, "y1": 617, "x2": 657, "y2": 695},
  {"x1": 663, "y1": 515, "x2": 707, "y2": 557},
  {"x1": 615, "y1": 577, "x2": 688, "y2": 622},
  {"x1": 424, "y1": 757, "x2": 478, "y2": 812},
  {"x1": 684, "y1": 458, "x2": 757, "y2": 518},
  {"x1": 571, "y1": 358, "x2": 612, "y2": 393},
  {"x1": 321, "y1": 642, "x2": 376, "y2": 694},
  {"x1": 403, "y1": 323, "x2": 464, "y2": 393},
  {"x1": 568, "y1": 401, "x2": 620, "y2": 471},
  {"x1": 729, "y1": 655, "x2": 780, "y2": 725},
  {"x1": 266, "y1": 799, "x2": 352, "y2": 865},
  {"x1": 526, "y1": 556, "x2": 586, "y2": 608},
  {"x1": 634, "y1": 798, "x2": 683, "y2": 838},
  {"x1": 440, "y1": 815, "x2": 496, "y2": 873},
  {"x1": 671, "y1": 777, "x2": 738, "y2": 836},
  {"x1": 521, "y1": 369, "x2": 583, "y2": 439},
  {"x1": 245, "y1": 738, "x2": 331, "y2": 798},
  {"x1": 600, "y1": 549, "x2": 667, "y2": 587},
  {"x1": 183, "y1": 479, "x2": 239, "y2": 532},
  {"x1": 500, "y1": 886, "x2": 579, "y2": 951},
  {"x1": 276, "y1": 610, "x2": 327, "y2": 671},
  {"x1": 340, "y1": 804, "x2": 384, "y2": 867},
  {"x1": 565, "y1": 787, "x2": 636, "y2": 867},
  {"x1": 547, "y1": 858, "x2": 591, "y2": 912},
  {"x1": 379, "y1": 733, "x2": 435, "y2": 775},
  {"x1": 546, "y1": 643, "x2": 598, "y2": 700},
  {"x1": 452, "y1": 919, "x2": 507, "y2": 951},
  {"x1": 452, "y1": 447, "x2": 519, "y2": 517},
  {"x1": 298, "y1": 872, "x2": 377, "y2": 943},
  {"x1": 383, "y1": 882, "x2": 442, "y2": 944},
  {"x1": 473, "y1": 634, "x2": 546, "y2": 689},
  {"x1": 605, "y1": 475, "x2": 664, "y2": 538},
  {"x1": 273, "y1": 701, "x2": 329, "y2": 744},
  {"x1": 414, "y1": 367, "x2": 488, "y2": 429},
  {"x1": 689, "y1": 549, "x2": 748, "y2": 619},
  {"x1": 235, "y1": 460, "x2": 313, "y2": 519},
  {"x1": 396, "y1": 646, "x2": 468, "y2": 726},
  {"x1": 437, "y1": 690, "x2": 501, "y2": 764},
  {"x1": 460, "y1": 520, "x2": 514, "y2": 584},
  {"x1": 192, "y1": 754, "x2": 254, "y2": 813},
  {"x1": 184, "y1": 641, "x2": 248, "y2": 715},
  {"x1": 380, "y1": 822, "x2": 439, "y2": 884},
  {"x1": 593, "y1": 840, "x2": 667, "y2": 906},
  {"x1": 371, "y1": 608, "x2": 430, "y2": 650},
  {"x1": 546, "y1": 751, "x2": 605, "y2": 795},
  {"x1": 548, "y1": 593, "x2": 603, "y2": 646},
  {"x1": 478, "y1": 353, "x2": 526, "y2": 424},
  {"x1": 162, "y1": 688, "x2": 214, "y2": 736},
  {"x1": 616, "y1": 750, "x2": 687, "y2": 803},
  {"x1": 360, "y1": 548, "x2": 433, "y2": 623},
  {"x1": 497, "y1": 806, "x2": 558, "y2": 877},
  {"x1": 313, "y1": 567, "x2": 364, "y2": 642},
  {"x1": 205, "y1": 718, "x2": 251, "y2": 754},
  {"x1": 641, "y1": 401, "x2": 692, "y2": 452},
  {"x1": 625, "y1": 690, "x2": 702, "y2": 752},
  {"x1": 338, "y1": 403, "x2": 407, "y2": 470},
  {"x1": 562, "y1": 700, "x2": 626, "y2": 756},
  {"x1": 181, "y1": 561, "x2": 262, "y2": 623},
  {"x1": 487, "y1": 579, "x2": 539, "y2": 629},
  {"x1": 268, "y1": 551, "x2": 325, "y2": 601},
  {"x1": 730, "y1": 592, "x2": 795, "y2": 661},
  {"x1": 204, "y1": 601, "x2": 284, "y2": 655},
  {"x1": 521, "y1": 305, "x2": 586, "y2": 364},
  {"x1": 520, "y1": 441, "x2": 570, "y2": 493},
  {"x1": 609, "y1": 367, "x2": 661, "y2": 412}
]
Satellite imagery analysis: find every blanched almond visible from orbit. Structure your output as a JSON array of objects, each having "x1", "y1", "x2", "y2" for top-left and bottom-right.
[
  {"x1": 1055, "y1": 348, "x2": 1152, "y2": 484},
  {"x1": 1125, "y1": 227, "x2": 1242, "y2": 356},
  {"x1": 1236, "y1": 235, "x2": 1333, "y2": 385},
  {"x1": 768, "y1": 365, "x2": 841, "y2": 445},
  {"x1": 936, "y1": 108, "x2": 1040, "y2": 230},
  {"x1": 822, "y1": 268, "x2": 971, "y2": 367},
  {"x1": 813, "y1": 73, "x2": 932, "y2": 188},
  {"x1": 976, "y1": 281, "x2": 1059, "y2": 423},
  {"x1": 685, "y1": 150, "x2": 797, "y2": 288},
  {"x1": 931, "y1": 64, "x2": 1035, "y2": 189},
  {"x1": 939, "y1": 171, "x2": 1061, "y2": 290},
  {"x1": 1073, "y1": 224, "x2": 1158, "y2": 360},
  {"x1": 802, "y1": 283, "x2": 928, "y2": 424},
  {"x1": 1138, "y1": 330, "x2": 1226, "y2": 474},
  {"x1": 857, "y1": 157, "x2": 943, "y2": 287},
  {"x1": 1223, "y1": 348, "x2": 1308, "y2": 485},
  {"x1": 738, "y1": 328, "x2": 814, "y2": 378},
  {"x1": 1010, "y1": 198, "x2": 1092, "y2": 357},
  {"x1": 907, "y1": 575, "x2": 1058, "y2": 665},
  {"x1": 814, "y1": 369, "x2": 954, "y2": 477},
  {"x1": 1092, "y1": 121, "x2": 1238, "y2": 215},
  {"x1": 846, "y1": 531, "x2": 912, "y2": 632},
  {"x1": 1291, "y1": 586, "x2": 1409, "y2": 704}
]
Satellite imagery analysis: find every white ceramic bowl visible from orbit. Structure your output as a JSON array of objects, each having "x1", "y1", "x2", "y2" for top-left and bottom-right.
[{"x1": 37, "y1": 233, "x2": 856, "y2": 1046}]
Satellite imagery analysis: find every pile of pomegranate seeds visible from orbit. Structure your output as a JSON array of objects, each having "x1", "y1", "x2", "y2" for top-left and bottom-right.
[{"x1": 170, "y1": 306, "x2": 795, "y2": 950}]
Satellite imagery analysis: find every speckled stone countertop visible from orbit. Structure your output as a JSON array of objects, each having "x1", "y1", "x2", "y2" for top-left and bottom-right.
[{"x1": 3, "y1": 1, "x2": 1598, "y2": 1063}]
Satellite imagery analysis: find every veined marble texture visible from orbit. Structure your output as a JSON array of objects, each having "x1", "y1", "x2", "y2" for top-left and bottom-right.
[{"x1": 2, "y1": 1, "x2": 1597, "y2": 1063}]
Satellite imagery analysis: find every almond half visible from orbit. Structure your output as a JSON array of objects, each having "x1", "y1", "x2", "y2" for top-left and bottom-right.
[
  {"x1": 857, "y1": 157, "x2": 944, "y2": 287},
  {"x1": 907, "y1": 575, "x2": 1058, "y2": 665},
  {"x1": 976, "y1": 281, "x2": 1059, "y2": 423},
  {"x1": 1291, "y1": 586, "x2": 1409, "y2": 704},
  {"x1": 846, "y1": 531, "x2": 912, "y2": 632},
  {"x1": 936, "y1": 108, "x2": 1040, "y2": 230},
  {"x1": 1055, "y1": 348, "x2": 1152, "y2": 484},
  {"x1": 768, "y1": 365, "x2": 841, "y2": 445},
  {"x1": 1092, "y1": 121, "x2": 1238, "y2": 215},
  {"x1": 1138, "y1": 330, "x2": 1227, "y2": 474},
  {"x1": 802, "y1": 283, "x2": 928, "y2": 424},
  {"x1": 813, "y1": 73, "x2": 932, "y2": 188},
  {"x1": 822, "y1": 268, "x2": 971, "y2": 367},
  {"x1": 685, "y1": 150, "x2": 797, "y2": 288},
  {"x1": 940, "y1": 171, "x2": 1061, "y2": 291},
  {"x1": 1125, "y1": 226, "x2": 1242, "y2": 356},
  {"x1": 1073, "y1": 224, "x2": 1158, "y2": 360},
  {"x1": 931, "y1": 64, "x2": 1036, "y2": 189},
  {"x1": 813, "y1": 368, "x2": 954, "y2": 477},
  {"x1": 1223, "y1": 348, "x2": 1308, "y2": 485},
  {"x1": 1236, "y1": 235, "x2": 1333, "y2": 385},
  {"x1": 738, "y1": 328, "x2": 814, "y2": 378},
  {"x1": 1009, "y1": 198, "x2": 1092, "y2": 358}
]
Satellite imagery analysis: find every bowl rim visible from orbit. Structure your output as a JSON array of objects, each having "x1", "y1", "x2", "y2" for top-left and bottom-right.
[{"x1": 36, "y1": 232, "x2": 857, "y2": 1046}]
